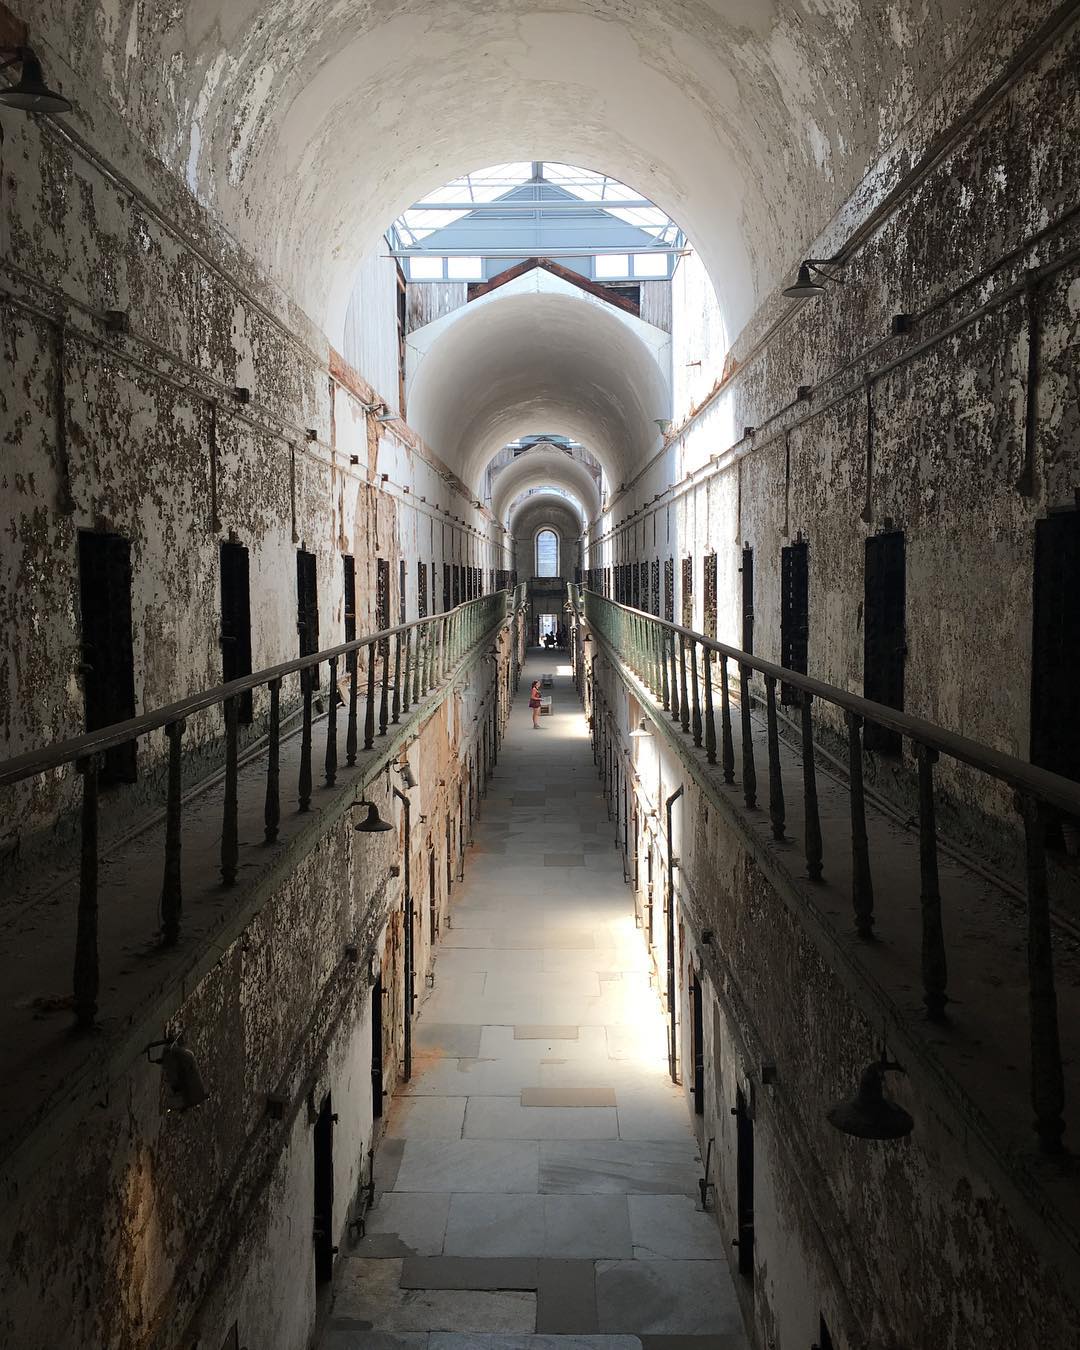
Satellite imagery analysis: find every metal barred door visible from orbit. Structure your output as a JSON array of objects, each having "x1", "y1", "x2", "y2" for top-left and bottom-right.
[
  {"x1": 1031, "y1": 512, "x2": 1080, "y2": 787},
  {"x1": 78, "y1": 530, "x2": 137, "y2": 783},
  {"x1": 780, "y1": 540, "x2": 808, "y2": 704},
  {"x1": 863, "y1": 531, "x2": 905, "y2": 754},
  {"x1": 221, "y1": 539, "x2": 253, "y2": 723}
]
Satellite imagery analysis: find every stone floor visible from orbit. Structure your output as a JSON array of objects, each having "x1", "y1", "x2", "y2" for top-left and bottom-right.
[{"x1": 321, "y1": 653, "x2": 748, "y2": 1350}]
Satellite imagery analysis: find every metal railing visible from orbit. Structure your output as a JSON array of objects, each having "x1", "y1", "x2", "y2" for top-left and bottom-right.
[
  {"x1": 0, "y1": 585, "x2": 526, "y2": 1029},
  {"x1": 572, "y1": 584, "x2": 1080, "y2": 1155}
]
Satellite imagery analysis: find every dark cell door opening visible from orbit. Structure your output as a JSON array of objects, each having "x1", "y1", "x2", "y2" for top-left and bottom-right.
[
  {"x1": 1031, "y1": 512, "x2": 1080, "y2": 845},
  {"x1": 651, "y1": 559, "x2": 661, "y2": 616},
  {"x1": 443, "y1": 562, "x2": 451, "y2": 612},
  {"x1": 681, "y1": 556, "x2": 693, "y2": 628},
  {"x1": 220, "y1": 540, "x2": 253, "y2": 724},
  {"x1": 740, "y1": 546, "x2": 754, "y2": 654},
  {"x1": 452, "y1": 564, "x2": 461, "y2": 608},
  {"x1": 399, "y1": 558, "x2": 407, "y2": 623},
  {"x1": 78, "y1": 530, "x2": 138, "y2": 784},
  {"x1": 375, "y1": 558, "x2": 390, "y2": 631},
  {"x1": 313, "y1": 1094, "x2": 335, "y2": 1285},
  {"x1": 780, "y1": 539, "x2": 809, "y2": 704},
  {"x1": 734, "y1": 1086, "x2": 755, "y2": 1280},
  {"x1": 815, "y1": 1314, "x2": 836, "y2": 1350},
  {"x1": 703, "y1": 553, "x2": 718, "y2": 640},
  {"x1": 371, "y1": 976, "x2": 384, "y2": 1119},
  {"x1": 863, "y1": 530, "x2": 906, "y2": 754},
  {"x1": 690, "y1": 969, "x2": 705, "y2": 1115},
  {"x1": 664, "y1": 559, "x2": 675, "y2": 622},
  {"x1": 297, "y1": 548, "x2": 320, "y2": 686},
  {"x1": 343, "y1": 555, "x2": 357, "y2": 643}
]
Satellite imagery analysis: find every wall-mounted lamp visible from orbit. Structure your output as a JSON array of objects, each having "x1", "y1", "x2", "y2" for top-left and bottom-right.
[
  {"x1": 629, "y1": 718, "x2": 653, "y2": 739},
  {"x1": 376, "y1": 408, "x2": 395, "y2": 423},
  {"x1": 146, "y1": 1037, "x2": 208, "y2": 1112},
  {"x1": 102, "y1": 310, "x2": 130, "y2": 334},
  {"x1": 0, "y1": 48, "x2": 72, "y2": 115},
  {"x1": 783, "y1": 258, "x2": 845, "y2": 300},
  {"x1": 231, "y1": 386, "x2": 251, "y2": 404},
  {"x1": 827, "y1": 1050, "x2": 914, "y2": 1140},
  {"x1": 654, "y1": 419, "x2": 672, "y2": 435},
  {"x1": 353, "y1": 801, "x2": 393, "y2": 833},
  {"x1": 305, "y1": 428, "x2": 318, "y2": 442}
]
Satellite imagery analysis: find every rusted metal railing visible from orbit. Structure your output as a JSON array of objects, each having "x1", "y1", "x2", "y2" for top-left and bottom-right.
[
  {"x1": 571, "y1": 584, "x2": 1080, "y2": 1156},
  {"x1": 0, "y1": 585, "x2": 525, "y2": 1032}
]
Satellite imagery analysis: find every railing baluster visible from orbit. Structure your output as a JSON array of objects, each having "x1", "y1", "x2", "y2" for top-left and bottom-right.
[
  {"x1": 379, "y1": 640, "x2": 390, "y2": 736},
  {"x1": 720, "y1": 655, "x2": 735, "y2": 784},
  {"x1": 846, "y1": 712, "x2": 874, "y2": 939},
  {"x1": 265, "y1": 678, "x2": 281, "y2": 841},
  {"x1": 346, "y1": 653, "x2": 358, "y2": 767},
  {"x1": 402, "y1": 629, "x2": 412, "y2": 715},
  {"x1": 669, "y1": 633, "x2": 680, "y2": 723},
  {"x1": 299, "y1": 669, "x2": 313, "y2": 810},
  {"x1": 660, "y1": 626, "x2": 670, "y2": 710},
  {"x1": 1018, "y1": 793, "x2": 1066, "y2": 1153},
  {"x1": 916, "y1": 744, "x2": 947, "y2": 1021},
  {"x1": 703, "y1": 653, "x2": 717, "y2": 765},
  {"x1": 221, "y1": 694, "x2": 239, "y2": 884},
  {"x1": 800, "y1": 694, "x2": 823, "y2": 881},
  {"x1": 161, "y1": 719, "x2": 185, "y2": 944},
  {"x1": 764, "y1": 675, "x2": 785, "y2": 840},
  {"x1": 690, "y1": 639, "x2": 702, "y2": 747},
  {"x1": 73, "y1": 754, "x2": 100, "y2": 1028},
  {"x1": 739, "y1": 663, "x2": 757, "y2": 808},
  {"x1": 325, "y1": 655, "x2": 338, "y2": 787},
  {"x1": 678, "y1": 634, "x2": 690, "y2": 735},
  {"x1": 392, "y1": 633, "x2": 402, "y2": 724},
  {"x1": 364, "y1": 643, "x2": 376, "y2": 750}
]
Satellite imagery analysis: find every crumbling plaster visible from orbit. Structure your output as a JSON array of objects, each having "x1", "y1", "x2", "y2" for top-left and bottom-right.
[
  {"x1": 592, "y1": 2, "x2": 1080, "y2": 838},
  {"x1": 25, "y1": 0, "x2": 996, "y2": 347}
]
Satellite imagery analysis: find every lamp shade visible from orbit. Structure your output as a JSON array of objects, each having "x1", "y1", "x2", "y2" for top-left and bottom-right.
[
  {"x1": 354, "y1": 801, "x2": 393, "y2": 833},
  {"x1": 0, "y1": 51, "x2": 73, "y2": 114},
  {"x1": 782, "y1": 263, "x2": 826, "y2": 300},
  {"x1": 630, "y1": 718, "x2": 653, "y2": 739},
  {"x1": 827, "y1": 1053, "x2": 914, "y2": 1140}
]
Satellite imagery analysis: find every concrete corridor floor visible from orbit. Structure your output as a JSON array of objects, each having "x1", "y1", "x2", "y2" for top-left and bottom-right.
[{"x1": 322, "y1": 653, "x2": 748, "y2": 1350}]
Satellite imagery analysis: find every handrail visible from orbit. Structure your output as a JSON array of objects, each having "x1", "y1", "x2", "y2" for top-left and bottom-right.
[
  {"x1": 572, "y1": 582, "x2": 1073, "y2": 1154},
  {"x1": 0, "y1": 587, "x2": 523, "y2": 788},
  {"x1": 571, "y1": 586, "x2": 1080, "y2": 818},
  {"x1": 0, "y1": 583, "x2": 525, "y2": 1032}
]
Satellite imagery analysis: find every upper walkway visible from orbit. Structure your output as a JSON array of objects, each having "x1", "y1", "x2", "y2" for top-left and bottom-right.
[{"x1": 322, "y1": 652, "x2": 747, "y2": 1350}]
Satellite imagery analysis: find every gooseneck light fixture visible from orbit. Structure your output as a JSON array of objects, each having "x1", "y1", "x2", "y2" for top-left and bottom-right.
[
  {"x1": 827, "y1": 1050, "x2": 914, "y2": 1140},
  {"x1": 783, "y1": 257, "x2": 845, "y2": 300},
  {"x1": 146, "y1": 1037, "x2": 208, "y2": 1112},
  {"x1": 0, "y1": 48, "x2": 72, "y2": 115},
  {"x1": 354, "y1": 800, "x2": 394, "y2": 833},
  {"x1": 394, "y1": 762, "x2": 418, "y2": 791},
  {"x1": 630, "y1": 717, "x2": 653, "y2": 739}
]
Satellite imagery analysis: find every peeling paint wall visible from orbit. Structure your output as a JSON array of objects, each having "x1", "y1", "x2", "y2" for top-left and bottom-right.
[{"x1": 592, "y1": 9, "x2": 1080, "y2": 848}]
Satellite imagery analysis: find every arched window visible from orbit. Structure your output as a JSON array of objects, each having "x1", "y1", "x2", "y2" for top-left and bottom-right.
[{"x1": 535, "y1": 529, "x2": 559, "y2": 577}]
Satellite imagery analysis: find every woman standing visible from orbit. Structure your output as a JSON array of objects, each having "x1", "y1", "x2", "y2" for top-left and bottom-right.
[{"x1": 529, "y1": 680, "x2": 543, "y2": 729}]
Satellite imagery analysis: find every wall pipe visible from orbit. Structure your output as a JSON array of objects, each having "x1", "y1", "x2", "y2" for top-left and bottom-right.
[{"x1": 665, "y1": 784, "x2": 685, "y2": 1084}]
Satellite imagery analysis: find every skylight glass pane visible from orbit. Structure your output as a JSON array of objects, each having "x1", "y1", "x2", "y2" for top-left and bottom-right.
[
  {"x1": 409, "y1": 256, "x2": 444, "y2": 280},
  {"x1": 447, "y1": 256, "x2": 483, "y2": 280},
  {"x1": 633, "y1": 253, "x2": 669, "y2": 278},
  {"x1": 595, "y1": 254, "x2": 629, "y2": 279}
]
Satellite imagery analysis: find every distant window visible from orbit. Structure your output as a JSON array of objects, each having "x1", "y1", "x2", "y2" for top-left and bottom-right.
[
  {"x1": 633, "y1": 253, "x2": 668, "y2": 278},
  {"x1": 447, "y1": 256, "x2": 482, "y2": 280},
  {"x1": 409, "y1": 256, "x2": 444, "y2": 280},
  {"x1": 594, "y1": 253, "x2": 629, "y2": 279},
  {"x1": 536, "y1": 530, "x2": 559, "y2": 577}
]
